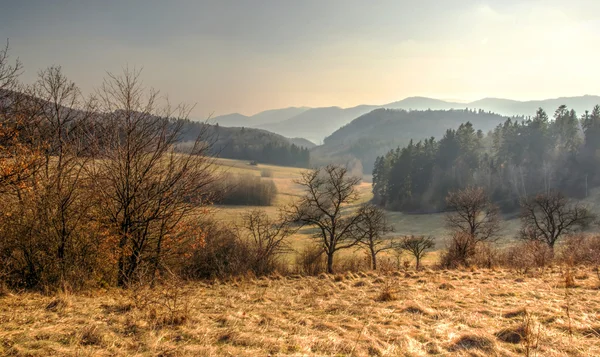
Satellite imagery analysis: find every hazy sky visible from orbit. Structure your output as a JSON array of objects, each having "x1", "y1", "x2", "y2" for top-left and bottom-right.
[{"x1": 2, "y1": 0, "x2": 600, "y2": 117}]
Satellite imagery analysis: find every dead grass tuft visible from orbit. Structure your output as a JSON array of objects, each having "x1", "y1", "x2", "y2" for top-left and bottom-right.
[
  {"x1": 45, "y1": 295, "x2": 71, "y2": 312},
  {"x1": 495, "y1": 325, "x2": 526, "y2": 344},
  {"x1": 438, "y1": 282, "x2": 455, "y2": 290},
  {"x1": 448, "y1": 334, "x2": 495, "y2": 352},
  {"x1": 79, "y1": 324, "x2": 106, "y2": 346},
  {"x1": 503, "y1": 308, "x2": 527, "y2": 319}
]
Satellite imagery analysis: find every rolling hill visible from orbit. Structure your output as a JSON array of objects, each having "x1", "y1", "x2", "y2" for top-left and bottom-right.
[
  {"x1": 209, "y1": 95, "x2": 600, "y2": 144},
  {"x1": 311, "y1": 108, "x2": 508, "y2": 172},
  {"x1": 210, "y1": 107, "x2": 309, "y2": 128}
]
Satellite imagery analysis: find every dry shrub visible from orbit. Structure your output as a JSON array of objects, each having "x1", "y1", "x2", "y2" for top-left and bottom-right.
[
  {"x1": 128, "y1": 276, "x2": 191, "y2": 327},
  {"x1": 376, "y1": 256, "x2": 397, "y2": 273},
  {"x1": 260, "y1": 168, "x2": 274, "y2": 178},
  {"x1": 500, "y1": 241, "x2": 553, "y2": 272},
  {"x1": 294, "y1": 244, "x2": 326, "y2": 276},
  {"x1": 183, "y1": 219, "x2": 250, "y2": 279},
  {"x1": 470, "y1": 242, "x2": 500, "y2": 268},
  {"x1": 521, "y1": 310, "x2": 541, "y2": 357},
  {"x1": 46, "y1": 294, "x2": 72, "y2": 312},
  {"x1": 557, "y1": 234, "x2": 600, "y2": 266},
  {"x1": 215, "y1": 173, "x2": 277, "y2": 206},
  {"x1": 439, "y1": 232, "x2": 476, "y2": 269},
  {"x1": 334, "y1": 253, "x2": 370, "y2": 273},
  {"x1": 79, "y1": 325, "x2": 106, "y2": 346},
  {"x1": 375, "y1": 280, "x2": 397, "y2": 302}
]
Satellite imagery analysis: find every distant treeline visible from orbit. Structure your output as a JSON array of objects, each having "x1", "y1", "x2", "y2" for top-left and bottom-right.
[
  {"x1": 179, "y1": 120, "x2": 310, "y2": 168},
  {"x1": 373, "y1": 105, "x2": 600, "y2": 212}
]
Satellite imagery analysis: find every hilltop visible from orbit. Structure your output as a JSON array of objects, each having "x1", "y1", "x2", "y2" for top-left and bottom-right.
[{"x1": 210, "y1": 95, "x2": 600, "y2": 143}]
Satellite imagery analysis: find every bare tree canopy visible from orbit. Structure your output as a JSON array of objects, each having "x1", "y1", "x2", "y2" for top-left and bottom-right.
[
  {"x1": 90, "y1": 68, "x2": 218, "y2": 286},
  {"x1": 237, "y1": 209, "x2": 298, "y2": 275},
  {"x1": 355, "y1": 203, "x2": 394, "y2": 270},
  {"x1": 519, "y1": 190, "x2": 595, "y2": 249},
  {"x1": 445, "y1": 186, "x2": 501, "y2": 243},
  {"x1": 399, "y1": 235, "x2": 434, "y2": 270},
  {"x1": 288, "y1": 164, "x2": 363, "y2": 274}
]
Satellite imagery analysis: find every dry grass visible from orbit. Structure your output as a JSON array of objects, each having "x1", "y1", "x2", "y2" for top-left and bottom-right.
[{"x1": 2, "y1": 267, "x2": 600, "y2": 356}]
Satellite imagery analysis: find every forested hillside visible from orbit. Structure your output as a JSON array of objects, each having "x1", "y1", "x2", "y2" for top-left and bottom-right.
[
  {"x1": 179, "y1": 120, "x2": 310, "y2": 167},
  {"x1": 373, "y1": 105, "x2": 600, "y2": 212},
  {"x1": 316, "y1": 108, "x2": 510, "y2": 173}
]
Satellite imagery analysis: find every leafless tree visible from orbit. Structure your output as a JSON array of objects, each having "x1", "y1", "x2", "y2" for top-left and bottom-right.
[
  {"x1": 288, "y1": 164, "x2": 363, "y2": 274},
  {"x1": 0, "y1": 39, "x2": 22, "y2": 95},
  {"x1": 0, "y1": 39, "x2": 40, "y2": 191},
  {"x1": 90, "y1": 68, "x2": 218, "y2": 286},
  {"x1": 446, "y1": 186, "x2": 501, "y2": 241},
  {"x1": 399, "y1": 235, "x2": 434, "y2": 270},
  {"x1": 445, "y1": 186, "x2": 501, "y2": 266},
  {"x1": 354, "y1": 203, "x2": 394, "y2": 270},
  {"x1": 519, "y1": 190, "x2": 595, "y2": 250},
  {"x1": 29, "y1": 66, "x2": 96, "y2": 283},
  {"x1": 237, "y1": 209, "x2": 298, "y2": 275}
]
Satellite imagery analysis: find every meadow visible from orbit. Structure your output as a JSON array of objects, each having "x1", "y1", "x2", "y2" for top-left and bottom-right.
[
  {"x1": 2, "y1": 267, "x2": 599, "y2": 356},
  {"x1": 3, "y1": 159, "x2": 600, "y2": 356}
]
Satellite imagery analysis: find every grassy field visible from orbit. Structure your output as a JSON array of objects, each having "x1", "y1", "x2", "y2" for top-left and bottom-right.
[
  {"x1": 210, "y1": 158, "x2": 522, "y2": 251},
  {"x1": 4, "y1": 159, "x2": 600, "y2": 356},
  {"x1": 2, "y1": 267, "x2": 599, "y2": 356}
]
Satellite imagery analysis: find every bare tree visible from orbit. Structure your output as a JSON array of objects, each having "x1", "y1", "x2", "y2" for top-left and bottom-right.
[
  {"x1": 0, "y1": 39, "x2": 40, "y2": 191},
  {"x1": 90, "y1": 68, "x2": 218, "y2": 286},
  {"x1": 28, "y1": 66, "x2": 96, "y2": 283},
  {"x1": 400, "y1": 235, "x2": 434, "y2": 270},
  {"x1": 519, "y1": 190, "x2": 595, "y2": 250},
  {"x1": 0, "y1": 39, "x2": 22, "y2": 95},
  {"x1": 237, "y1": 209, "x2": 298, "y2": 275},
  {"x1": 445, "y1": 186, "x2": 501, "y2": 266},
  {"x1": 288, "y1": 165, "x2": 364, "y2": 274},
  {"x1": 354, "y1": 203, "x2": 394, "y2": 270}
]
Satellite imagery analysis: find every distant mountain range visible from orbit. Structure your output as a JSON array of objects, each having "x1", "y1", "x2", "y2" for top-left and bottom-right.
[{"x1": 208, "y1": 95, "x2": 600, "y2": 143}]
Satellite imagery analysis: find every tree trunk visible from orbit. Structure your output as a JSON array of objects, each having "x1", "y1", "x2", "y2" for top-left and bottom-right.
[
  {"x1": 327, "y1": 252, "x2": 334, "y2": 274},
  {"x1": 415, "y1": 256, "x2": 420, "y2": 270},
  {"x1": 371, "y1": 250, "x2": 377, "y2": 271}
]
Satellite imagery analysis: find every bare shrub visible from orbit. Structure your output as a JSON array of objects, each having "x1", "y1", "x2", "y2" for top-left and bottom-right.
[
  {"x1": 127, "y1": 275, "x2": 191, "y2": 327},
  {"x1": 334, "y1": 253, "x2": 370, "y2": 273},
  {"x1": 444, "y1": 187, "x2": 501, "y2": 267},
  {"x1": 439, "y1": 232, "x2": 476, "y2": 269},
  {"x1": 399, "y1": 235, "x2": 434, "y2": 270},
  {"x1": 375, "y1": 280, "x2": 397, "y2": 302},
  {"x1": 260, "y1": 168, "x2": 274, "y2": 178},
  {"x1": 216, "y1": 173, "x2": 277, "y2": 206},
  {"x1": 557, "y1": 234, "x2": 600, "y2": 266},
  {"x1": 294, "y1": 244, "x2": 325, "y2": 276},
  {"x1": 236, "y1": 209, "x2": 298, "y2": 276},
  {"x1": 470, "y1": 242, "x2": 500, "y2": 269},
  {"x1": 183, "y1": 219, "x2": 249, "y2": 279},
  {"x1": 499, "y1": 241, "x2": 553, "y2": 272},
  {"x1": 354, "y1": 203, "x2": 394, "y2": 270}
]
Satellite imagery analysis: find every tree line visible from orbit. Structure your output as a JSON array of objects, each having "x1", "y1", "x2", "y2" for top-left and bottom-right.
[
  {"x1": 373, "y1": 106, "x2": 600, "y2": 212},
  {"x1": 178, "y1": 120, "x2": 311, "y2": 167}
]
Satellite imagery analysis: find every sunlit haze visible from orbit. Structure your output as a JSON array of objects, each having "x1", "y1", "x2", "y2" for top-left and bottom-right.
[{"x1": 2, "y1": 0, "x2": 599, "y2": 117}]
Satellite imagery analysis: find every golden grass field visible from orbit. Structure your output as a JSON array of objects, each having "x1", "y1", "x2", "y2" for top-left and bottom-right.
[
  {"x1": 210, "y1": 158, "x2": 522, "y2": 250},
  {"x1": 4, "y1": 159, "x2": 600, "y2": 356},
  {"x1": 2, "y1": 267, "x2": 600, "y2": 356}
]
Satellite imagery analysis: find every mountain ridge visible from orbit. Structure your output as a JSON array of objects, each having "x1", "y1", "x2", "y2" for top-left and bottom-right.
[{"x1": 208, "y1": 95, "x2": 600, "y2": 143}]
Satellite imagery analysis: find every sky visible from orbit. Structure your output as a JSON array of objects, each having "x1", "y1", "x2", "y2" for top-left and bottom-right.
[{"x1": 1, "y1": 0, "x2": 600, "y2": 118}]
